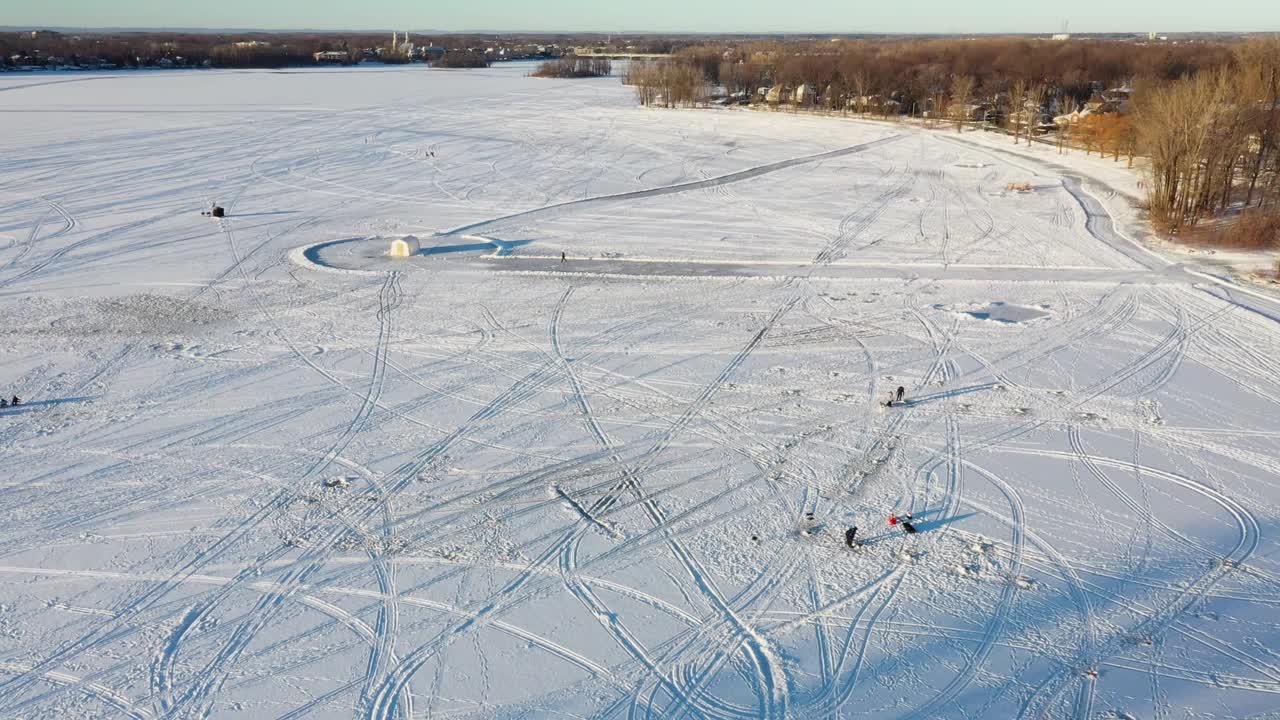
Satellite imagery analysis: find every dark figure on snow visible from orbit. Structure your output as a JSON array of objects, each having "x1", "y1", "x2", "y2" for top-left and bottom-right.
[
  {"x1": 845, "y1": 526, "x2": 858, "y2": 548},
  {"x1": 901, "y1": 513, "x2": 918, "y2": 534},
  {"x1": 561, "y1": 251, "x2": 567, "y2": 263},
  {"x1": 0, "y1": 399, "x2": 7, "y2": 408},
  {"x1": 9, "y1": 396, "x2": 17, "y2": 406},
  {"x1": 896, "y1": 386, "x2": 905, "y2": 402}
]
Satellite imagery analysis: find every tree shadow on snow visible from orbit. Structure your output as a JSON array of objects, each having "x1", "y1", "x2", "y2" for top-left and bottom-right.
[
  {"x1": 911, "y1": 511, "x2": 978, "y2": 534},
  {"x1": 227, "y1": 211, "x2": 299, "y2": 219},
  {"x1": 898, "y1": 382, "x2": 1000, "y2": 407},
  {"x1": 0, "y1": 396, "x2": 94, "y2": 415},
  {"x1": 803, "y1": 506, "x2": 1273, "y2": 718}
]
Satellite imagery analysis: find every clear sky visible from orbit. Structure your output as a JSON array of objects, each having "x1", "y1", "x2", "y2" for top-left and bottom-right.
[{"x1": 5, "y1": 0, "x2": 1279, "y2": 34}]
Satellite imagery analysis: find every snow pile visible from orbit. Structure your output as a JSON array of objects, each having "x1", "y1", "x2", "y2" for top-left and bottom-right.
[{"x1": 935, "y1": 300, "x2": 1052, "y2": 324}]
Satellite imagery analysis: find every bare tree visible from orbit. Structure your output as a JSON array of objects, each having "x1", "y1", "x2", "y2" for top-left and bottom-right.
[
  {"x1": 1009, "y1": 78, "x2": 1027, "y2": 143},
  {"x1": 950, "y1": 74, "x2": 975, "y2": 132},
  {"x1": 846, "y1": 63, "x2": 871, "y2": 115},
  {"x1": 1235, "y1": 39, "x2": 1280, "y2": 206},
  {"x1": 1023, "y1": 84, "x2": 1047, "y2": 146},
  {"x1": 1134, "y1": 68, "x2": 1239, "y2": 230}
]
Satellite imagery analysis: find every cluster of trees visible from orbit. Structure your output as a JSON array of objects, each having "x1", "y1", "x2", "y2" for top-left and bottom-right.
[
  {"x1": 1, "y1": 31, "x2": 593, "y2": 71},
  {"x1": 1134, "y1": 39, "x2": 1280, "y2": 234},
  {"x1": 1067, "y1": 113, "x2": 1137, "y2": 163},
  {"x1": 433, "y1": 51, "x2": 492, "y2": 69},
  {"x1": 0, "y1": 31, "x2": 374, "y2": 69},
  {"x1": 624, "y1": 60, "x2": 708, "y2": 108},
  {"x1": 208, "y1": 43, "x2": 316, "y2": 69},
  {"x1": 665, "y1": 38, "x2": 1231, "y2": 114},
  {"x1": 626, "y1": 36, "x2": 1280, "y2": 246},
  {"x1": 531, "y1": 56, "x2": 612, "y2": 78}
]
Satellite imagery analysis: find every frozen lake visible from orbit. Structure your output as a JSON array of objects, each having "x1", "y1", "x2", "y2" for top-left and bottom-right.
[{"x1": 2, "y1": 64, "x2": 1280, "y2": 720}]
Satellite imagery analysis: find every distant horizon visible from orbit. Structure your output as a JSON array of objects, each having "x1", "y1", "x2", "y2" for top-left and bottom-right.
[
  {"x1": 5, "y1": 0, "x2": 1280, "y2": 36},
  {"x1": 4, "y1": 25, "x2": 1277, "y2": 37}
]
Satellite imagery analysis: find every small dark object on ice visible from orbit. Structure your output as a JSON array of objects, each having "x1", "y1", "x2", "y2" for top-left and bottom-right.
[
  {"x1": 751, "y1": 534, "x2": 759, "y2": 543},
  {"x1": 9, "y1": 395, "x2": 17, "y2": 406},
  {"x1": 845, "y1": 526, "x2": 859, "y2": 548},
  {"x1": 889, "y1": 513, "x2": 917, "y2": 534},
  {"x1": 896, "y1": 386, "x2": 905, "y2": 402},
  {"x1": 0, "y1": 399, "x2": 7, "y2": 408},
  {"x1": 561, "y1": 251, "x2": 567, "y2": 263},
  {"x1": 211, "y1": 206, "x2": 225, "y2": 218}
]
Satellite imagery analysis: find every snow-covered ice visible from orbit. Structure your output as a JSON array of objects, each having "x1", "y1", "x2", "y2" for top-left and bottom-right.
[{"x1": 2, "y1": 64, "x2": 1280, "y2": 720}]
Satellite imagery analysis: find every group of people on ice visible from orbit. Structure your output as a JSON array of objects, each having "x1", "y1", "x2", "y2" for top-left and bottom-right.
[
  {"x1": 789, "y1": 384, "x2": 921, "y2": 550},
  {"x1": 0, "y1": 395, "x2": 19, "y2": 408},
  {"x1": 843, "y1": 512, "x2": 917, "y2": 548},
  {"x1": 839, "y1": 384, "x2": 916, "y2": 547},
  {"x1": 885, "y1": 385, "x2": 907, "y2": 407}
]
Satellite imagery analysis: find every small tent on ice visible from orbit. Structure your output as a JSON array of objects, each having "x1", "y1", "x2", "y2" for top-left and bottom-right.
[{"x1": 388, "y1": 235, "x2": 421, "y2": 258}]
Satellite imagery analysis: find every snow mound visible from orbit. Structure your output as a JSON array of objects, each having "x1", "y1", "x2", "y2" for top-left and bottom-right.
[
  {"x1": 935, "y1": 301, "x2": 1051, "y2": 325},
  {"x1": 5, "y1": 295, "x2": 232, "y2": 337}
]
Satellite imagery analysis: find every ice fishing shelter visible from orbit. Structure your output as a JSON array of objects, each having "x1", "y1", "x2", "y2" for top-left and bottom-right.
[{"x1": 388, "y1": 235, "x2": 420, "y2": 258}]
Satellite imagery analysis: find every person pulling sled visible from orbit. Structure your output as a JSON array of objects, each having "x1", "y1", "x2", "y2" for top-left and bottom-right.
[{"x1": 889, "y1": 513, "x2": 918, "y2": 534}]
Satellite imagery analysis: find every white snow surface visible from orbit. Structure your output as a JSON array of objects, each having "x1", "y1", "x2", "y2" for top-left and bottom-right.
[{"x1": 3, "y1": 65, "x2": 1280, "y2": 720}]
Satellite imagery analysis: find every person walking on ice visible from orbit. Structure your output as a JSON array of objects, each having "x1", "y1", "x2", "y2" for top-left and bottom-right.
[
  {"x1": 896, "y1": 386, "x2": 905, "y2": 402},
  {"x1": 561, "y1": 251, "x2": 567, "y2": 263},
  {"x1": 845, "y1": 526, "x2": 859, "y2": 548}
]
